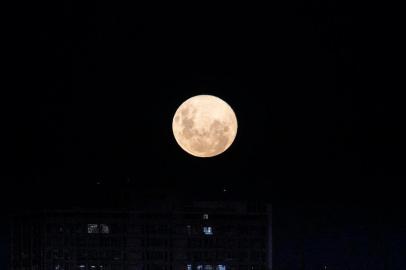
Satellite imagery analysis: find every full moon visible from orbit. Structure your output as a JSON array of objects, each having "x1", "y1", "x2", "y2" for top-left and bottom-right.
[{"x1": 172, "y1": 95, "x2": 238, "y2": 157}]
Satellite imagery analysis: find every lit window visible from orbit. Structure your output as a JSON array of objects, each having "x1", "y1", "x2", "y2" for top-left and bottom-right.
[
  {"x1": 216, "y1": 265, "x2": 226, "y2": 270},
  {"x1": 204, "y1": 266, "x2": 213, "y2": 270},
  {"x1": 186, "y1": 225, "x2": 192, "y2": 236},
  {"x1": 203, "y1": 226, "x2": 213, "y2": 235},
  {"x1": 79, "y1": 266, "x2": 85, "y2": 269},
  {"x1": 203, "y1": 214, "x2": 209, "y2": 220},
  {"x1": 197, "y1": 266, "x2": 203, "y2": 270},
  {"x1": 100, "y1": 224, "x2": 110, "y2": 234},
  {"x1": 187, "y1": 264, "x2": 192, "y2": 270},
  {"x1": 88, "y1": 224, "x2": 99, "y2": 234}
]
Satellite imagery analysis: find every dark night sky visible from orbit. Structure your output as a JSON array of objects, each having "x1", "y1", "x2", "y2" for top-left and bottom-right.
[{"x1": 1, "y1": 1, "x2": 404, "y2": 269}]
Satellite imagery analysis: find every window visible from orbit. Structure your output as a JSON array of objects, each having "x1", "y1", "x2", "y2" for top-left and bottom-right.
[
  {"x1": 88, "y1": 224, "x2": 99, "y2": 234},
  {"x1": 186, "y1": 225, "x2": 192, "y2": 236},
  {"x1": 216, "y1": 265, "x2": 226, "y2": 270},
  {"x1": 88, "y1": 224, "x2": 110, "y2": 234},
  {"x1": 203, "y1": 226, "x2": 213, "y2": 235},
  {"x1": 197, "y1": 266, "x2": 203, "y2": 270},
  {"x1": 203, "y1": 214, "x2": 209, "y2": 220},
  {"x1": 187, "y1": 265, "x2": 192, "y2": 270},
  {"x1": 100, "y1": 224, "x2": 110, "y2": 234}
]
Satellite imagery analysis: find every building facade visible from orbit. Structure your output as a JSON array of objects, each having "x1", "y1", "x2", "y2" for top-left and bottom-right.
[{"x1": 11, "y1": 201, "x2": 272, "y2": 270}]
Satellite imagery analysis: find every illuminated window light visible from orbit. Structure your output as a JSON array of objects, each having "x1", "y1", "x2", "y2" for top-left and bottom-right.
[
  {"x1": 203, "y1": 226, "x2": 213, "y2": 235},
  {"x1": 87, "y1": 224, "x2": 99, "y2": 234}
]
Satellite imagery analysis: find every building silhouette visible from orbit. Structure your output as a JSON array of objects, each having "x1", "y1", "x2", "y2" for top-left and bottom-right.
[{"x1": 11, "y1": 201, "x2": 272, "y2": 270}]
